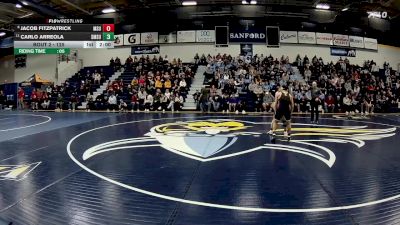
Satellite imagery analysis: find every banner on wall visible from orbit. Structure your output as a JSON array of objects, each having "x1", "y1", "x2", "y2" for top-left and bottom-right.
[
  {"x1": 297, "y1": 32, "x2": 316, "y2": 44},
  {"x1": 364, "y1": 38, "x2": 378, "y2": 50},
  {"x1": 177, "y1": 30, "x2": 196, "y2": 43},
  {"x1": 141, "y1": 32, "x2": 158, "y2": 44},
  {"x1": 349, "y1": 36, "x2": 364, "y2": 48},
  {"x1": 131, "y1": 45, "x2": 160, "y2": 55},
  {"x1": 240, "y1": 44, "x2": 253, "y2": 57},
  {"x1": 123, "y1": 33, "x2": 141, "y2": 45},
  {"x1": 330, "y1": 47, "x2": 356, "y2": 57},
  {"x1": 196, "y1": 30, "x2": 215, "y2": 43},
  {"x1": 114, "y1": 34, "x2": 124, "y2": 46},
  {"x1": 333, "y1": 34, "x2": 349, "y2": 46},
  {"x1": 316, "y1": 33, "x2": 333, "y2": 45},
  {"x1": 159, "y1": 32, "x2": 177, "y2": 43},
  {"x1": 229, "y1": 29, "x2": 266, "y2": 43},
  {"x1": 280, "y1": 31, "x2": 298, "y2": 43}
]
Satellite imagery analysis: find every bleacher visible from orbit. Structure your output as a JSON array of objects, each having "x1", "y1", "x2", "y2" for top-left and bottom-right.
[
  {"x1": 45, "y1": 66, "x2": 114, "y2": 109},
  {"x1": 97, "y1": 62, "x2": 197, "y2": 106}
]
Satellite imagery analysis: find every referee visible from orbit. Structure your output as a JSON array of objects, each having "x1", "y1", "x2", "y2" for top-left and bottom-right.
[{"x1": 310, "y1": 81, "x2": 321, "y2": 124}]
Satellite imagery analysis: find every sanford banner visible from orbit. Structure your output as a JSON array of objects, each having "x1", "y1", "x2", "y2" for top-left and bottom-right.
[
  {"x1": 131, "y1": 45, "x2": 160, "y2": 55},
  {"x1": 330, "y1": 47, "x2": 356, "y2": 57},
  {"x1": 229, "y1": 29, "x2": 266, "y2": 43}
]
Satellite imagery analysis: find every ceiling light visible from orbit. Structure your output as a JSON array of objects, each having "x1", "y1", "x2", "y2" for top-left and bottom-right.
[
  {"x1": 250, "y1": 0, "x2": 257, "y2": 4},
  {"x1": 242, "y1": 0, "x2": 248, "y2": 4},
  {"x1": 0, "y1": 32, "x2": 6, "y2": 37},
  {"x1": 16, "y1": 3, "x2": 22, "y2": 8},
  {"x1": 182, "y1": 1, "x2": 197, "y2": 6},
  {"x1": 316, "y1": 3, "x2": 330, "y2": 10},
  {"x1": 102, "y1": 8, "x2": 116, "y2": 13},
  {"x1": 342, "y1": 7, "x2": 348, "y2": 11},
  {"x1": 21, "y1": 1, "x2": 28, "y2": 5}
]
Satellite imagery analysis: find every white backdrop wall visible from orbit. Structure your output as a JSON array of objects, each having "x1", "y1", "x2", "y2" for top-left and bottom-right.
[{"x1": 78, "y1": 43, "x2": 400, "y2": 70}]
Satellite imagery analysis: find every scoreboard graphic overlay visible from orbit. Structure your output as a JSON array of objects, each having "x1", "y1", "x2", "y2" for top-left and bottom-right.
[{"x1": 14, "y1": 18, "x2": 114, "y2": 55}]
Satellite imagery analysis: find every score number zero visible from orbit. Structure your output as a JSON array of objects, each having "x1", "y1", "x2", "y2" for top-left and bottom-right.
[{"x1": 93, "y1": 24, "x2": 115, "y2": 32}]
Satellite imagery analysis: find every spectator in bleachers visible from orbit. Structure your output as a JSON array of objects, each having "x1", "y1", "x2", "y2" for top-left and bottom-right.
[
  {"x1": 94, "y1": 71, "x2": 101, "y2": 85},
  {"x1": 144, "y1": 93, "x2": 153, "y2": 112},
  {"x1": 56, "y1": 93, "x2": 64, "y2": 111},
  {"x1": 30, "y1": 89, "x2": 39, "y2": 110},
  {"x1": 361, "y1": 94, "x2": 374, "y2": 116},
  {"x1": 41, "y1": 91, "x2": 50, "y2": 110},
  {"x1": 86, "y1": 93, "x2": 94, "y2": 111},
  {"x1": 262, "y1": 91, "x2": 274, "y2": 112},
  {"x1": 325, "y1": 94, "x2": 335, "y2": 113},
  {"x1": 107, "y1": 93, "x2": 118, "y2": 111},
  {"x1": 115, "y1": 57, "x2": 122, "y2": 71},
  {"x1": 0, "y1": 90, "x2": 5, "y2": 110},
  {"x1": 131, "y1": 93, "x2": 139, "y2": 112},
  {"x1": 95, "y1": 93, "x2": 106, "y2": 110},
  {"x1": 138, "y1": 88, "x2": 147, "y2": 111},
  {"x1": 119, "y1": 99, "x2": 128, "y2": 112},
  {"x1": 110, "y1": 57, "x2": 114, "y2": 69},
  {"x1": 342, "y1": 92, "x2": 353, "y2": 116},
  {"x1": 174, "y1": 94, "x2": 184, "y2": 112},
  {"x1": 69, "y1": 94, "x2": 78, "y2": 112}
]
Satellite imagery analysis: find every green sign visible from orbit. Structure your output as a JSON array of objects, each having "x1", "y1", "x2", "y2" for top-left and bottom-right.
[
  {"x1": 14, "y1": 48, "x2": 71, "y2": 55},
  {"x1": 102, "y1": 32, "x2": 114, "y2": 41}
]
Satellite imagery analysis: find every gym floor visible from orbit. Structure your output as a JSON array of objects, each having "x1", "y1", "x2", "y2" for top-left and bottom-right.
[{"x1": 0, "y1": 112, "x2": 399, "y2": 225}]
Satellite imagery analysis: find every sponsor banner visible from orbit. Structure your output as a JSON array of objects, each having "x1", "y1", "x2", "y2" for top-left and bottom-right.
[
  {"x1": 114, "y1": 34, "x2": 123, "y2": 46},
  {"x1": 297, "y1": 32, "x2": 316, "y2": 44},
  {"x1": 316, "y1": 33, "x2": 333, "y2": 45},
  {"x1": 177, "y1": 30, "x2": 196, "y2": 43},
  {"x1": 141, "y1": 32, "x2": 158, "y2": 44},
  {"x1": 131, "y1": 45, "x2": 160, "y2": 55},
  {"x1": 229, "y1": 29, "x2": 266, "y2": 43},
  {"x1": 330, "y1": 47, "x2": 356, "y2": 57},
  {"x1": 333, "y1": 34, "x2": 349, "y2": 46},
  {"x1": 196, "y1": 30, "x2": 215, "y2": 43},
  {"x1": 240, "y1": 44, "x2": 253, "y2": 57},
  {"x1": 364, "y1": 37, "x2": 378, "y2": 50},
  {"x1": 159, "y1": 32, "x2": 177, "y2": 43},
  {"x1": 280, "y1": 31, "x2": 298, "y2": 43},
  {"x1": 349, "y1": 36, "x2": 364, "y2": 48},
  {"x1": 123, "y1": 33, "x2": 140, "y2": 45}
]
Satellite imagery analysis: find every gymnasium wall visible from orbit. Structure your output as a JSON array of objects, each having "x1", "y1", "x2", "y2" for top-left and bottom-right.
[
  {"x1": 6, "y1": 43, "x2": 400, "y2": 84},
  {"x1": 78, "y1": 43, "x2": 400, "y2": 70},
  {"x1": 14, "y1": 54, "x2": 57, "y2": 83}
]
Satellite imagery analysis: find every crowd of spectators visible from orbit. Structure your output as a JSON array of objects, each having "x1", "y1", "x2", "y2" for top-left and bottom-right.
[
  {"x1": 196, "y1": 53, "x2": 400, "y2": 115},
  {"x1": 3, "y1": 52, "x2": 399, "y2": 115},
  {"x1": 93, "y1": 55, "x2": 195, "y2": 112},
  {"x1": 10, "y1": 55, "x2": 196, "y2": 112}
]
